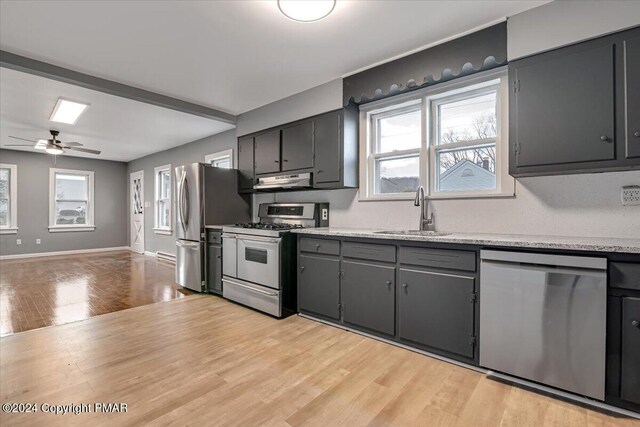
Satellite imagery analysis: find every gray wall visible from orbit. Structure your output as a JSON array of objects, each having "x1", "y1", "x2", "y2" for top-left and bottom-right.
[
  {"x1": 126, "y1": 129, "x2": 236, "y2": 255},
  {"x1": 507, "y1": 0, "x2": 640, "y2": 60},
  {"x1": 0, "y1": 149, "x2": 128, "y2": 255}
]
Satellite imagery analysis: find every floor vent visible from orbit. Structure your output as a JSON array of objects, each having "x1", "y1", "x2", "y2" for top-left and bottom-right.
[{"x1": 156, "y1": 251, "x2": 176, "y2": 263}]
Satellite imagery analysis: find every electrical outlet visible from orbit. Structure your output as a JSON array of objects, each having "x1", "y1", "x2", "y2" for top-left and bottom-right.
[
  {"x1": 622, "y1": 185, "x2": 640, "y2": 206},
  {"x1": 322, "y1": 208, "x2": 328, "y2": 221},
  {"x1": 36, "y1": 239, "x2": 41, "y2": 245},
  {"x1": 16, "y1": 239, "x2": 21, "y2": 245}
]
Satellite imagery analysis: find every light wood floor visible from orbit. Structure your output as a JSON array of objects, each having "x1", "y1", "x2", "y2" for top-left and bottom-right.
[
  {"x1": 1, "y1": 295, "x2": 636, "y2": 426},
  {"x1": 0, "y1": 250, "x2": 191, "y2": 336}
]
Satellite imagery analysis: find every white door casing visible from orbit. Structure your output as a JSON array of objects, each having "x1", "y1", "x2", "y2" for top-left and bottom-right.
[{"x1": 130, "y1": 170, "x2": 145, "y2": 254}]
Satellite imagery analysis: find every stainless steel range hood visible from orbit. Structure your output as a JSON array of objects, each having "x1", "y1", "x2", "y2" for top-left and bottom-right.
[{"x1": 253, "y1": 173, "x2": 312, "y2": 191}]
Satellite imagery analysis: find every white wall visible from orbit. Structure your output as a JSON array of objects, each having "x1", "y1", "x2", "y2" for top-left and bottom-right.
[
  {"x1": 246, "y1": 1, "x2": 640, "y2": 239},
  {"x1": 507, "y1": 0, "x2": 640, "y2": 60}
]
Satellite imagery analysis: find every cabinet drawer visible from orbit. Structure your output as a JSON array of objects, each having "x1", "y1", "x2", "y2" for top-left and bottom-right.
[
  {"x1": 610, "y1": 262, "x2": 640, "y2": 291},
  {"x1": 299, "y1": 238, "x2": 340, "y2": 255},
  {"x1": 343, "y1": 241, "x2": 396, "y2": 263},
  {"x1": 399, "y1": 246, "x2": 476, "y2": 272}
]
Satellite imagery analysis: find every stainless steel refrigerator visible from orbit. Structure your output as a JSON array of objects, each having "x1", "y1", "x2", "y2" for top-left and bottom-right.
[{"x1": 175, "y1": 163, "x2": 250, "y2": 291}]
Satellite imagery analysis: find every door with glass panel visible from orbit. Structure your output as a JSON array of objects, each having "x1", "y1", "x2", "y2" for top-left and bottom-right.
[{"x1": 130, "y1": 170, "x2": 144, "y2": 254}]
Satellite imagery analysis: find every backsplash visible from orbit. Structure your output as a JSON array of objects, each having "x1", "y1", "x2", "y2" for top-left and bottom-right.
[{"x1": 254, "y1": 169, "x2": 640, "y2": 239}]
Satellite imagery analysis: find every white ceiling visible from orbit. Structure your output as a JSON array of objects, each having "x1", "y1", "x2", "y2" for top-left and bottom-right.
[
  {"x1": 0, "y1": 67, "x2": 234, "y2": 162},
  {"x1": 0, "y1": 1, "x2": 548, "y2": 116}
]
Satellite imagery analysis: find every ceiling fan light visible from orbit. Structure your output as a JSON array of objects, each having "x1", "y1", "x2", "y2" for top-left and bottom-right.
[
  {"x1": 35, "y1": 139, "x2": 48, "y2": 150},
  {"x1": 278, "y1": 0, "x2": 336, "y2": 22},
  {"x1": 49, "y1": 98, "x2": 89, "y2": 125},
  {"x1": 45, "y1": 143, "x2": 64, "y2": 155}
]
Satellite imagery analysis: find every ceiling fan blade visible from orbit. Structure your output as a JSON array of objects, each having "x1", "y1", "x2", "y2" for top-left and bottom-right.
[
  {"x1": 4, "y1": 144, "x2": 35, "y2": 147},
  {"x1": 67, "y1": 146, "x2": 101, "y2": 155},
  {"x1": 62, "y1": 141, "x2": 83, "y2": 147},
  {"x1": 8, "y1": 136, "x2": 37, "y2": 143}
]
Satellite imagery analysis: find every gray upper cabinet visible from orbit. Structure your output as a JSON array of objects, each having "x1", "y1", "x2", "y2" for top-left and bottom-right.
[
  {"x1": 510, "y1": 26, "x2": 640, "y2": 177},
  {"x1": 313, "y1": 110, "x2": 342, "y2": 184},
  {"x1": 281, "y1": 121, "x2": 314, "y2": 171},
  {"x1": 237, "y1": 136, "x2": 254, "y2": 192},
  {"x1": 341, "y1": 260, "x2": 395, "y2": 336},
  {"x1": 398, "y1": 268, "x2": 476, "y2": 359},
  {"x1": 298, "y1": 254, "x2": 340, "y2": 320},
  {"x1": 625, "y1": 35, "x2": 640, "y2": 159},
  {"x1": 254, "y1": 129, "x2": 281, "y2": 175}
]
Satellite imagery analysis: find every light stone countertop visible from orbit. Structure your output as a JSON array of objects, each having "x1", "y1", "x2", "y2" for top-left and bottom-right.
[{"x1": 291, "y1": 228, "x2": 640, "y2": 254}]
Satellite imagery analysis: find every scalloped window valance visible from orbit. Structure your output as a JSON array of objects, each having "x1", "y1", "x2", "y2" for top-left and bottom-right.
[{"x1": 343, "y1": 22, "x2": 507, "y2": 105}]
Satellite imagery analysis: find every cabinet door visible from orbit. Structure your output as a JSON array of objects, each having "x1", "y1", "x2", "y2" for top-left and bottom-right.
[
  {"x1": 299, "y1": 255, "x2": 340, "y2": 319},
  {"x1": 621, "y1": 297, "x2": 640, "y2": 404},
  {"x1": 237, "y1": 137, "x2": 254, "y2": 191},
  {"x1": 281, "y1": 121, "x2": 314, "y2": 171},
  {"x1": 342, "y1": 260, "x2": 395, "y2": 336},
  {"x1": 625, "y1": 36, "x2": 640, "y2": 159},
  {"x1": 512, "y1": 43, "x2": 615, "y2": 168},
  {"x1": 314, "y1": 111, "x2": 342, "y2": 184},
  {"x1": 254, "y1": 129, "x2": 281, "y2": 175},
  {"x1": 399, "y1": 269, "x2": 475, "y2": 358},
  {"x1": 207, "y1": 244, "x2": 222, "y2": 294}
]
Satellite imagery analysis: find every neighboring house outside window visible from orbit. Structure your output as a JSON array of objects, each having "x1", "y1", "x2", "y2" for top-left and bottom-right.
[
  {"x1": 0, "y1": 163, "x2": 18, "y2": 234},
  {"x1": 49, "y1": 168, "x2": 95, "y2": 232},
  {"x1": 154, "y1": 164, "x2": 172, "y2": 235},
  {"x1": 205, "y1": 149, "x2": 234, "y2": 169},
  {"x1": 360, "y1": 68, "x2": 514, "y2": 200}
]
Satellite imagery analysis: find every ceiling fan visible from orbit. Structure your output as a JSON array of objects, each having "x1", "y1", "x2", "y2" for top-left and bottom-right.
[{"x1": 5, "y1": 130, "x2": 101, "y2": 155}]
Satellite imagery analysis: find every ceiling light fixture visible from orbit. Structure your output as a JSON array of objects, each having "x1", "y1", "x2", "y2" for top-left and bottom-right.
[
  {"x1": 49, "y1": 98, "x2": 89, "y2": 125},
  {"x1": 278, "y1": 0, "x2": 336, "y2": 22},
  {"x1": 45, "y1": 142, "x2": 64, "y2": 155}
]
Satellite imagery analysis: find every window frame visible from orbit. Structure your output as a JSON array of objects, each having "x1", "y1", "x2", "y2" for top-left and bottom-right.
[
  {"x1": 48, "y1": 168, "x2": 95, "y2": 232},
  {"x1": 359, "y1": 67, "x2": 514, "y2": 201},
  {"x1": 0, "y1": 163, "x2": 18, "y2": 234},
  {"x1": 153, "y1": 164, "x2": 172, "y2": 235},
  {"x1": 205, "y1": 149, "x2": 234, "y2": 169}
]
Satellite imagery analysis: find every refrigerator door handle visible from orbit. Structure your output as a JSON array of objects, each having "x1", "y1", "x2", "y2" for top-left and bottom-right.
[
  {"x1": 183, "y1": 172, "x2": 190, "y2": 228},
  {"x1": 178, "y1": 170, "x2": 187, "y2": 232}
]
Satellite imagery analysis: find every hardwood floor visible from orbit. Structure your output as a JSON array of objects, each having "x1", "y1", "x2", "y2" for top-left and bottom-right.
[
  {"x1": 0, "y1": 295, "x2": 636, "y2": 426},
  {"x1": 0, "y1": 250, "x2": 190, "y2": 336}
]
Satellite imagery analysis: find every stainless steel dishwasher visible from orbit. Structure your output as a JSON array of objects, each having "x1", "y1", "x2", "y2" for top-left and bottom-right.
[{"x1": 479, "y1": 250, "x2": 607, "y2": 400}]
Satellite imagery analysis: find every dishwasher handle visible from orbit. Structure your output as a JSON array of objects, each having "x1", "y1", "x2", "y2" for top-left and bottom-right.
[{"x1": 480, "y1": 250, "x2": 607, "y2": 271}]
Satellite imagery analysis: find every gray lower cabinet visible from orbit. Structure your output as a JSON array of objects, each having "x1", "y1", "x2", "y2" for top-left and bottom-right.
[
  {"x1": 281, "y1": 121, "x2": 314, "y2": 171},
  {"x1": 254, "y1": 129, "x2": 281, "y2": 175},
  {"x1": 398, "y1": 268, "x2": 476, "y2": 359},
  {"x1": 298, "y1": 254, "x2": 340, "y2": 320},
  {"x1": 207, "y1": 244, "x2": 222, "y2": 294},
  {"x1": 621, "y1": 297, "x2": 640, "y2": 404},
  {"x1": 341, "y1": 260, "x2": 395, "y2": 336}
]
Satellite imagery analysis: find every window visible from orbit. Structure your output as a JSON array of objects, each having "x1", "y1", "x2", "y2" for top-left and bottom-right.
[
  {"x1": 0, "y1": 163, "x2": 18, "y2": 234},
  {"x1": 154, "y1": 164, "x2": 172, "y2": 235},
  {"x1": 49, "y1": 168, "x2": 95, "y2": 232},
  {"x1": 205, "y1": 149, "x2": 233, "y2": 169},
  {"x1": 360, "y1": 69, "x2": 513, "y2": 200}
]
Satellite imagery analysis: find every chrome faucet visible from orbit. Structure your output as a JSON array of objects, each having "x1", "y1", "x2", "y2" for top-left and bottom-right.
[{"x1": 414, "y1": 186, "x2": 435, "y2": 231}]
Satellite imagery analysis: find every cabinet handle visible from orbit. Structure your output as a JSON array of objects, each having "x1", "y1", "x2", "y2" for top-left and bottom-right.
[
  {"x1": 386, "y1": 280, "x2": 392, "y2": 289},
  {"x1": 283, "y1": 159, "x2": 288, "y2": 162},
  {"x1": 600, "y1": 135, "x2": 610, "y2": 142},
  {"x1": 634, "y1": 131, "x2": 640, "y2": 138},
  {"x1": 318, "y1": 170, "x2": 324, "y2": 174},
  {"x1": 402, "y1": 283, "x2": 408, "y2": 290},
  {"x1": 632, "y1": 320, "x2": 639, "y2": 328},
  {"x1": 275, "y1": 160, "x2": 279, "y2": 163},
  {"x1": 300, "y1": 266, "x2": 305, "y2": 273},
  {"x1": 316, "y1": 244, "x2": 321, "y2": 250},
  {"x1": 216, "y1": 255, "x2": 221, "y2": 259}
]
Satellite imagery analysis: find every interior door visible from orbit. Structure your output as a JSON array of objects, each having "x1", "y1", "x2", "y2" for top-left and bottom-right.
[{"x1": 130, "y1": 170, "x2": 144, "y2": 254}]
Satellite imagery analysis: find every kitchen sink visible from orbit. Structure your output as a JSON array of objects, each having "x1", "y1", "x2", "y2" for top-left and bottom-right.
[{"x1": 374, "y1": 230, "x2": 450, "y2": 236}]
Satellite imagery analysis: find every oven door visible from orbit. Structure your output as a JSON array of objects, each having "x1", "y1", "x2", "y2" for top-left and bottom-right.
[{"x1": 236, "y1": 235, "x2": 281, "y2": 289}]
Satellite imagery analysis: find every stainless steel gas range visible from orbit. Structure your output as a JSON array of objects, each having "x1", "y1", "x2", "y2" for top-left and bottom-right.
[{"x1": 222, "y1": 203, "x2": 329, "y2": 317}]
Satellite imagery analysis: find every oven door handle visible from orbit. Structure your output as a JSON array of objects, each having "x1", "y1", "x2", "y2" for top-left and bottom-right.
[
  {"x1": 237, "y1": 235, "x2": 281, "y2": 244},
  {"x1": 223, "y1": 279, "x2": 279, "y2": 297}
]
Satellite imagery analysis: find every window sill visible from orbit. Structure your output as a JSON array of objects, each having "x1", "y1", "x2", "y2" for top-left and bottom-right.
[
  {"x1": 153, "y1": 228, "x2": 172, "y2": 236},
  {"x1": 0, "y1": 227, "x2": 18, "y2": 235},
  {"x1": 49, "y1": 226, "x2": 96, "y2": 233}
]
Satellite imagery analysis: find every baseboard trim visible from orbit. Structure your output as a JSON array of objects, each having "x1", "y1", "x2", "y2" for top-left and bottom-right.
[
  {"x1": 0, "y1": 246, "x2": 131, "y2": 260},
  {"x1": 156, "y1": 251, "x2": 176, "y2": 263}
]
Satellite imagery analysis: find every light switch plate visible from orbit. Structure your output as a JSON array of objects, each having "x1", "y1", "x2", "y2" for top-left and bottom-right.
[
  {"x1": 622, "y1": 185, "x2": 640, "y2": 206},
  {"x1": 16, "y1": 239, "x2": 21, "y2": 245},
  {"x1": 36, "y1": 239, "x2": 41, "y2": 245},
  {"x1": 322, "y1": 208, "x2": 328, "y2": 220}
]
